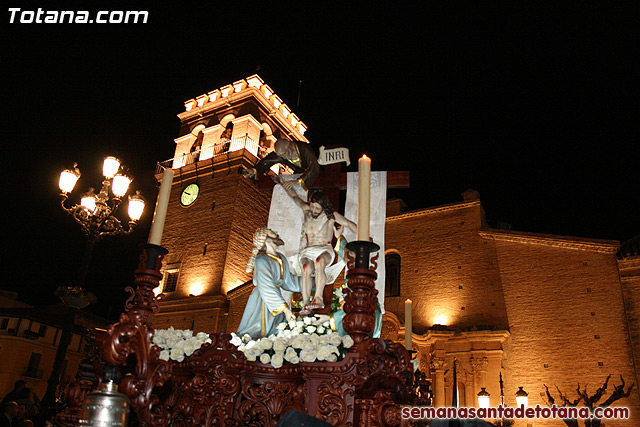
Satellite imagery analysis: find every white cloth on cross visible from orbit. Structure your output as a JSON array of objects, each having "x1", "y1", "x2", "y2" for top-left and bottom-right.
[
  {"x1": 267, "y1": 174, "x2": 307, "y2": 307},
  {"x1": 343, "y1": 171, "x2": 386, "y2": 313}
]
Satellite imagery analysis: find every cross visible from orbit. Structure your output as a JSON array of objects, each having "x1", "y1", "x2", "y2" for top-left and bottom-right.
[
  {"x1": 258, "y1": 164, "x2": 410, "y2": 212},
  {"x1": 257, "y1": 154, "x2": 410, "y2": 313}
]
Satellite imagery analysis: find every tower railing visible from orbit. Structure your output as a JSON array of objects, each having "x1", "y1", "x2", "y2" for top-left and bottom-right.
[{"x1": 155, "y1": 136, "x2": 268, "y2": 174}]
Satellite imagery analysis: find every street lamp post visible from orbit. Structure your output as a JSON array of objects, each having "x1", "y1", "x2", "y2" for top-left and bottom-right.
[
  {"x1": 39, "y1": 156, "x2": 145, "y2": 425},
  {"x1": 58, "y1": 158, "x2": 145, "y2": 283}
]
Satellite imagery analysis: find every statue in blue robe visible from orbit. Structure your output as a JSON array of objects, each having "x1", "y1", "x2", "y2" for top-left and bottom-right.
[{"x1": 237, "y1": 228, "x2": 301, "y2": 339}]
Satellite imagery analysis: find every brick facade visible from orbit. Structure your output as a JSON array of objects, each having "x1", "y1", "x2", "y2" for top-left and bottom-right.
[{"x1": 154, "y1": 169, "x2": 271, "y2": 333}]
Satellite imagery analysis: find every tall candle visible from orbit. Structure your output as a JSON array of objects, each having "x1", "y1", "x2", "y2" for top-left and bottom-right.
[
  {"x1": 357, "y1": 155, "x2": 371, "y2": 241},
  {"x1": 148, "y1": 168, "x2": 174, "y2": 245},
  {"x1": 405, "y1": 299, "x2": 412, "y2": 350}
]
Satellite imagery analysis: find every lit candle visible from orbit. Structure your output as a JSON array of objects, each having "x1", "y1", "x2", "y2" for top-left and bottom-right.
[
  {"x1": 357, "y1": 155, "x2": 371, "y2": 241},
  {"x1": 148, "y1": 168, "x2": 174, "y2": 245},
  {"x1": 405, "y1": 298, "x2": 412, "y2": 351}
]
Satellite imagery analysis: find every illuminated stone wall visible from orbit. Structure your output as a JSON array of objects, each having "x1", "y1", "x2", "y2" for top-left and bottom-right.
[
  {"x1": 384, "y1": 200, "x2": 510, "y2": 333},
  {"x1": 620, "y1": 257, "x2": 640, "y2": 389},
  {"x1": 488, "y1": 232, "x2": 639, "y2": 426}
]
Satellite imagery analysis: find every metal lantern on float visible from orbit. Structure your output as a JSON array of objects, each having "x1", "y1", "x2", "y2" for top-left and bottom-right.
[
  {"x1": 477, "y1": 387, "x2": 491, "y2": 408},
  {"x1": 80, "y1": 366, "x2": 129, "y2": 427}
]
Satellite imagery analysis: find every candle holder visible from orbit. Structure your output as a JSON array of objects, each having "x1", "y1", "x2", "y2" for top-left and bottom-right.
[{"x1": 342, "y1": 240, "x2": 380, "y2": 346}]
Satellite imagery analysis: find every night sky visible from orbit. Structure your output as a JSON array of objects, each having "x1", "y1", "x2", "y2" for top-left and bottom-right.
[{"x1": 3, "y1": 2, "x2": 638, "y2": 319}]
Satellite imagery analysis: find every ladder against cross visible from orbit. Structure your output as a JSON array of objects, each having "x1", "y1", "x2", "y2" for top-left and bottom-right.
[{"x1": 257, "y1": 162, "x2": 410, "y2": 313}]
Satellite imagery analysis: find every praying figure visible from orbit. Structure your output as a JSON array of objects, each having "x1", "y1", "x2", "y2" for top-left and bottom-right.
[
  {"x1": 237, "y1": 228, "x2": 300, "y2": 339},
  {"x1": 281, "y1": 186, "x2": 357, "y2": 315}
]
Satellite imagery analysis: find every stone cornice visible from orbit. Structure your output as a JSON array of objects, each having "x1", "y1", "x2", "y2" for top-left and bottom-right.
[
  {"x1": 415, "y1": 329, "x2": 510, "y2": 346},
  {"x1": 479, "y1": 229, "x2": 620, "y2": 253},
  {"x1": 177, "y1": 75, "x2": 309, "y2": 142},
  {"x1": 159, "y1": 294, "x2": 227, "y2": 312},
  {"x1": 227, "y1": 281, "x2": 255, "y2": 299},
  {"x1": 401, "y1": 328, "x2": 510, "y2": 347},
  {"x1": 386, "y1": 200, "x2": 481, "y2": 222},
  {"x1": 618, "y1": 257, "x2": 640, "y2": 277}
]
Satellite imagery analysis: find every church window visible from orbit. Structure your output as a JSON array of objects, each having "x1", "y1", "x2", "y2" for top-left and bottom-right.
[
  {"x1": 25, "y1": 352, "x2": 42, "y2": 378},
  {"x1": 385, "y1": 252, "x2": 401, "y2": 297},
  {"x1": 163, "y1": 264, "x2": 181, "y2": 293}
]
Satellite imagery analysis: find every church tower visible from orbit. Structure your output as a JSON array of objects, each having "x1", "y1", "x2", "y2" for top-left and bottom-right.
[{"x1": 152, "y1": 75, "x2": 309, "y2": 333}]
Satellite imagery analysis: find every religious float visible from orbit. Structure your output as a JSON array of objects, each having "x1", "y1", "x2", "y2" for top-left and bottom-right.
[{"x1": 56, "y1": 156, "x2": 424, "y2": 427}]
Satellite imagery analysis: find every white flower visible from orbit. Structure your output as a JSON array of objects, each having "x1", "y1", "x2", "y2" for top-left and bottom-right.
[
  {"x1": 284, "y1": 347, "x2": 299, "y2": 362},
  {"x1": 327, "y1": 353, "x2": 338, "y2": 362},
  {"x1": 166, "y1": 337, "x2": 181, "y2": 349},
  {"x1": 342, "y1": 335, "x2": 354, "y2": 349},
  {"x1": 322, "y1": 321, "x2": 330, "y2": 328},
  {"x1": 245, "y1": 351, "x2": 257, "y2": 362},
  {"x1": 230, "y1": 333, "x2": 242, "y2": 347},
  {"x1": 152, "y1": 334, "x2": 166, "y2": 346},
  {"x1": 317, "y1": 326, "x2": 325, "y2": 335},
  {"x1": 183, "y1": 338, "x2": 199, "y2": 356},
  {"x1": 308, "y1": 334, "x2": 320, "y2": 347},
  {"x1": 261, "y1": 337, "x2": 273, "y2": 351},
  {"x1": 196, "y1": 332, "x2": 209, "y2": 341},
  {"x1": 316, "y1": 345, "x2": 331, "y2": 361},
  {"x1": 302, "y1": 341, "x2": 315, "y2": 352},
  {"x1": 159, "y1": 350, "x2": 170, "y2": 361},
  {"x1": 245, "y1": 340, "x2": 257, "y2": 350},
  {"x1": 288, "y1": 318, "x2": 297, "y2": 329},
  {"x1": 273, "y1": 338, "x2": 288, "y2": 353},
  {"x1": 288, "y1": 354, "x2": 300, "y2": 364},
  {"x1": 260, "y1": 353, "x2": 271, "y2": 364},
  {"x1": 296, "y1": 320, "x2": 305, "y2": 328},
  {"x1": 291, "y1": 335, "x2": 306, "y2": 349},
  {"x1": 277, "y1": 322, "x2": 288, "y2": 331},
  {"x1": 329, "y1": 332, "x2": 343, "y2": 346},
  {"x1": 300, "y1": 349, "x2": 316, "y2": 362},
  {"x1": 270, "y1": 353, "x2": 284, "y2": 369},
  {"x1": 242, "y1": 334, "x2": 253, "y2": 343},
  {"x1": 170, "y1": 348, "x2": 185, "y2": 362},
  {"x1": 305, "y1": 325, "x2": 317, "y2": 334},
  {"x1": 303, "y1": 316, "x2": 313, "y2": 325}
]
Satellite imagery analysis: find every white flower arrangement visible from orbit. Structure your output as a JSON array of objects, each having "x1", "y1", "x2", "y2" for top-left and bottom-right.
[
  {"x1": 152, "y1": 327, "x2": 212, "y2": 362},
  {"x1": 230, "y1": 316, "x2": 354, "y2": 369}
]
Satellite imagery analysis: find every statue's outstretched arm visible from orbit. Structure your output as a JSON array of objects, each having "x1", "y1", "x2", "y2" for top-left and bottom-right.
[
  {"x1": 334, "y1": 212, "x2": 357, "y2": 235},
  {"x1": 281, "y1": 184, "x2": 308, "y2": 211}
]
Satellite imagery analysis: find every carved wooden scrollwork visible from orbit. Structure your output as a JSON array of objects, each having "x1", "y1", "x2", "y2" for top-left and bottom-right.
[
  {"x1": 317, "y1": 374, "x2": 356, "y2": 426},
  {"x1": 60, "y1": 243, "x2": 420, "y2": 427}
]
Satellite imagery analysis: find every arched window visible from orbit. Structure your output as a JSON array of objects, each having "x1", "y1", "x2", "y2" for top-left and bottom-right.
[{"x1": 385, "y1": 252, "x2": 401, "y2": 297}]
